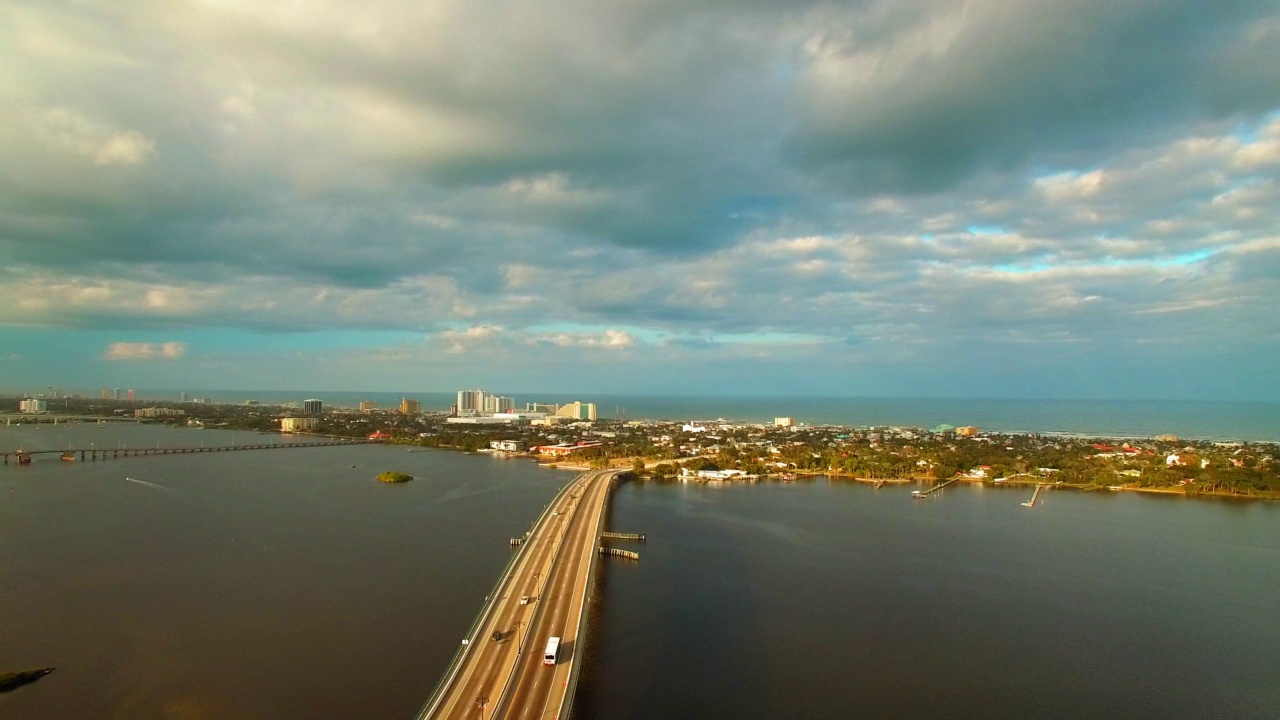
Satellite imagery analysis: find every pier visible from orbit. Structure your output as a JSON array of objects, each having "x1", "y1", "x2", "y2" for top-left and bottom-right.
[
  {"x1": 912, "y1": 476, "x2": 963, "y2": 498},
  {"x1": 1022, "y1": 484, "x2": 1046, "y2": 507},
  {"x1": 2, "y1": 439, "x2": 367, "y2": 464},
  {"x1": 601, "y1": 531, "x2": 646, "y2": 542}
]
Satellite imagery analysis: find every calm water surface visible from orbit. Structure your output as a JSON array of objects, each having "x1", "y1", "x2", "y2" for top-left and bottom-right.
[
  {"x1": 0, "y1": 423, "x2": 564, "y2": 719},
  {"x1": 576, "y1": 479, "x2": 1280, "y2": 720},
  {"x1": 3, "y1": 424, "x2": 1278, "y2": 719}
]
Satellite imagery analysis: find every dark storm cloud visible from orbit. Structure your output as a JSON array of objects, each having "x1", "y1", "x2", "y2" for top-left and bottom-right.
[
  {"x1": 794, "y1": 0, "x2": 1280, "y2": 193},
  {"x1": 5, "y1": 0, "x2": 1277, "y2": 272}
]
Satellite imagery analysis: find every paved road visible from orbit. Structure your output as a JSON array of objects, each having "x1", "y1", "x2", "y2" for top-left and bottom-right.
[{"x1": 422, "y1": 469, "x2": 617, "y2": 720}]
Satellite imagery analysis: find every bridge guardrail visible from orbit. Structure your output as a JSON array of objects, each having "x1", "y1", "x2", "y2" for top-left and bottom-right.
[{"x1": 555, "y1": 470, "x2": 618, "y2": 720}]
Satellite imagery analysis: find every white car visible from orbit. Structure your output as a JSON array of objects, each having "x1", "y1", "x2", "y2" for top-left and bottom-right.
[{"x1": 519, "y1": 595, "x2": 530, "y2": 605}]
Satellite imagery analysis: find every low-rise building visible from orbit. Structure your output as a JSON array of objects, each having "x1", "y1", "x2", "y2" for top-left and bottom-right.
[
  {"x1": 134, "y1": 407, "x2": 187, "y2": 418},
  {"x1": 19, "y1": 398, "x2": 47, "y2": 413},
  {"x1": 281, "y1": 417, "x2": 319, "y2": 432}
]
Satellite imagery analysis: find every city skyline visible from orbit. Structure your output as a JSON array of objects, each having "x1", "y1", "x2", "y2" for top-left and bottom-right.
[{"x1": 2, "y1": 2, "x2": 1279, "y2": 400}]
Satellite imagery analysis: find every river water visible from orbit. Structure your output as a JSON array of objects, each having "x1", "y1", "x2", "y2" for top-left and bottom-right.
[
  {"x1": 3, "y1": 424, "x2": 1278, "y2": 719},
  {"x1": 575, "y1": 479, "x2": 1280, "y2": 720},
  {"x1": 0, "y1": 422, "x2": 564, "y2": 719}
]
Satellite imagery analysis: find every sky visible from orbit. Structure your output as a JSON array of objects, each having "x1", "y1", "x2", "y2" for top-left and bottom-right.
[{"x1": 2, "y1": 0, "x2": 1279, "y2": 400}]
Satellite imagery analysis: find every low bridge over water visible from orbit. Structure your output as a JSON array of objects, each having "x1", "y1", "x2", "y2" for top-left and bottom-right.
[{"x1": 2, "y1": 439, "x2": 368, "y2": 464}]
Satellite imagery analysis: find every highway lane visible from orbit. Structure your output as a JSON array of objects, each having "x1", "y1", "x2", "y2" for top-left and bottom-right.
[
  {"x1": 422, "y1": 469, "x2": 616, "y2": 720},
  {"x1": 496, "y1": 469, "x2": 614, "y2": 719}
]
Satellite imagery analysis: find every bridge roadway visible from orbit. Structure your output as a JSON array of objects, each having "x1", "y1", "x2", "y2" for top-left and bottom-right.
[{"x1": 419, "y1": 468, "x2": 619, "y2": 720}]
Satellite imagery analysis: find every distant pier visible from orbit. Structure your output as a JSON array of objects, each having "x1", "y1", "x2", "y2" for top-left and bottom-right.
[
  {"x1": 1022, "y1": 484, "x2": 1046, "y2": 507},
  {"x1": 912, "y1": 476, "x2": 962, "y2": 498}
]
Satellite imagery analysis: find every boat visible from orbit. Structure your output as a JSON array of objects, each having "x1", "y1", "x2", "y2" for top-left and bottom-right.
[
  {"x1": 16, "y1": 451, "x2": 32, "y2": 465},
  {"x1": 61, "y1": 450, "x2": 76, "y2": 462}
]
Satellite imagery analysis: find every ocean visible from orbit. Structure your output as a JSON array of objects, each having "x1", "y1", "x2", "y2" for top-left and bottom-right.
[{"x1": 135, "y1": 391, "x2": 1280, "y2": 441}]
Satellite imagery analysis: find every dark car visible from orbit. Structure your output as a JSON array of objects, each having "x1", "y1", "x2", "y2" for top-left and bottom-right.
[{"x1": 491, "y1": 630, "x2": 503, "y2": 642}]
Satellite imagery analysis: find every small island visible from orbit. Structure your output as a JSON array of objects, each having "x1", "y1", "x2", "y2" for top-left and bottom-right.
[{"x1": 376, "y1": 471, "x2": 414, "y2": 483}]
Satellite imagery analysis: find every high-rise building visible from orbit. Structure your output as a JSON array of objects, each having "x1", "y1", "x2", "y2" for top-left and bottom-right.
[
  {"x1": 455, "y1": 389, "x2": 516, "y2": 416},
  {"x1": 456, "y1": 389, "x2": 484, "y2": 415},
  {"x1": 101, "y1": 388, "x2": 110, "y2": 399},
  {"x1": 399, "y1": 398, "x2": 420, "y2": 414},
  {"x1": 359, "y1": 400, "x2": 377, "y2": 413},
  {"x1": 180, "y1": 392, "x2": 189, "y2": 402},
  {"x1": 774, "y1": 417, "x2": 795, "y2": 428},
  {"x1": 525, "y1": 402, "x2": 558, "y2": 414},
  {"x1": 303, "y1": 399, "x2": 323, "y2": 415},
  {"x1": 126, "y1": 389, "x2": 135, "y2": 402},
  {"x1": 113, "y1": 388, "x2": 122, "y2": 400},
  {"x1": 554, "y1": 401, "x2": 597, "y2": 421}
]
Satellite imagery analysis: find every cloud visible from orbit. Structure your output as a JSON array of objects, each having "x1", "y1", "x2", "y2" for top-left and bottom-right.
[
  {"x1": 0, "y1": 1, "x2": 1277, "y2": 398},
  {"x1": 104, "y1": 342, "x2": 187, "y2": 361},
  {"x1": 93, "y1": 130, "x2": 156, "y2": 166},
  {"x1": 534, "y1": 329, "x2": 636, "y2": 350},
  {"x1": 25, "y1": 108, "x2": 156, "y2": 166},
  {"x1": 439, "y1": 325, "x2": 504, "y2": 354}
]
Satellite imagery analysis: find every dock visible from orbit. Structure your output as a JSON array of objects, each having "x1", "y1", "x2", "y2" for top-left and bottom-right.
[
  {"x1": 1022, "y1": 484, "x2": 1046, "y2": 507},
  {"x1": 912, "y1": 476, "x2": 962, "y2": 498}
]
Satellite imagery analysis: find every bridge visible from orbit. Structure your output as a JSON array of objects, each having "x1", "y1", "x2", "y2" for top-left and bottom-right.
[
  {"x1": 2, "y1": 439, "x2": 367, "y2": 464},
  {"x1": 417, "y1": 468, "x2": 623, "y2": 720}
]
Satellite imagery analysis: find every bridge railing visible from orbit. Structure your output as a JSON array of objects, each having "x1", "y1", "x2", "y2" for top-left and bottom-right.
[{"x1": 555, "y1": 470, "x2": 617, "y2": 720}]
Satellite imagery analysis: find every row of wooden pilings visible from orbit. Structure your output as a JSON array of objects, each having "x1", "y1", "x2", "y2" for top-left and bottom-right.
[
  {"x1": 598, "y1": 547, "x2": 640, "y2": 560},
  {"x1": 599, "y1": 528, "x2": 645, "y2": 560},
  {"x1": 601, "y1": 531, "x2": 646, "y2": 542}
]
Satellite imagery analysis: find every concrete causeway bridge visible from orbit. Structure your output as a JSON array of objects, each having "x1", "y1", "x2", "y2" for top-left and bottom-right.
[
  {"x1": 2, "y1": 439, "x2": 367, "y2": 464},
  {"x1": 417, "y1": 468, "x2": 624, "y2": 720}
]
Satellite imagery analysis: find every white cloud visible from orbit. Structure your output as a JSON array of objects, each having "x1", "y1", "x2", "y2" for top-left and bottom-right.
[
  {"x1": 26, "y1": 108, "x2": 156, "y2": 166},
  {"x1": 439, "y1": 325, "x2": 504, "y2": 353},
  {"x1": 535, "y1": 329, "x2": 635, "y2": 350},
  {"x1": 93, "y1": 130, "x2": 156, "y2": 166},
  {"x1": 104, "y1": 342, "x2": 187, "y2": 361}
]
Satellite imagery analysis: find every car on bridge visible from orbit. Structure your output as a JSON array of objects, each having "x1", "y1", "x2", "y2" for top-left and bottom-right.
[{"x1": 519, "y1": 595, "x2": 530, "y2": 605}]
